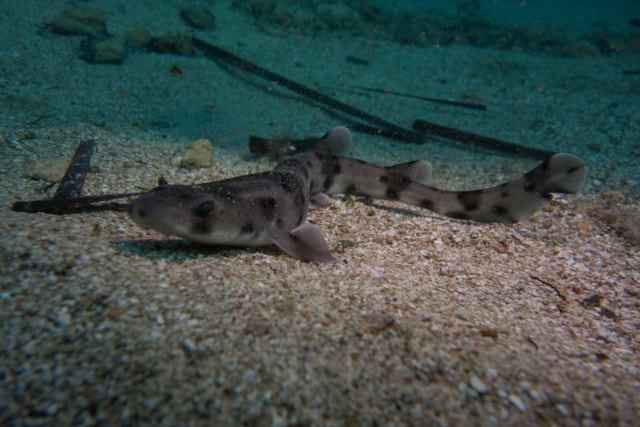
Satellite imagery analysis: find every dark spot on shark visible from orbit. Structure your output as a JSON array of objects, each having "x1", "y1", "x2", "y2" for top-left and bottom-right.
[
  {"x1": 493, "y1": 205, "x2": 517, "y2": 222},
  {"x1": 457, "y1": 190, "x2": 482, "y2": 212},
  {"x1": 400, "y1": 176, "x2": 411, "y2": 186},
  {"x1": 258, "y1": 197, "x2": 277, "y2": 219},
  {"x1": 493, "y1": 205, "x2": 508, "y2": 216},
  {"x1": 379, "y1": 175, "x2": 389, "y2": 184},
  {"x1": 421, "y1": 199, "x2": 434, "y2": 210},
  {"x1": 240, "y1": 222, "x2": 254, "y2": 234},
  {"x1": 334, "y1": 163, "x2": 341, "y2": 174},
  {"x1": 192, "y1": 201, "x2": 215, "y2": 217},
  {"x1": 346, "y1": 184, "x2": 357, "y2": 194},
  {"x1": 134, "y1": 206, "x2": 148, "y2": 218},
  {"x1": 386, "y1": 187, "x2": 399, "y2": 199}
]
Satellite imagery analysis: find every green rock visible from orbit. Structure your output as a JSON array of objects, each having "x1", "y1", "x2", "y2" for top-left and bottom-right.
[
  {"x1": 93, "y1": 36, "x2": 127, "y2": 64},
  {"x1": 180, "y1": 139, "x2": 213, "y2": 169},
  {"x1": 46, "y1": 6, "x2": 107, "y2": 37},
  {"x1": 180, "y1": 3, "x2": 216, "y2": 30}
]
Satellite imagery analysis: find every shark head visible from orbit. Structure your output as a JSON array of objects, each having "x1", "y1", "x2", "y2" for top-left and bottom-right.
[{"x1": 128, "y1": 183, "x2": 273, "y2": 246}]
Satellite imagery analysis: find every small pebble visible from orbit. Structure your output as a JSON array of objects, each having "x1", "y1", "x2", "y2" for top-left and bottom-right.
[
  {"x1": 182, "y1": 338, "x2": 198, "y2": 355},
  {"x1": 508, "y1": 394, "x2": 526, "y2": 412},
  {"x1": 470, "y1": 375, "x2": 488, "y2": 394},
  {"x1": 180, "y1": 138, "x2": 213, "y2": 169}
]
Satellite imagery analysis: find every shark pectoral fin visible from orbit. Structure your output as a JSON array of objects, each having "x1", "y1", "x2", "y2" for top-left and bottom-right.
[
  {"x1": 309, "y1": 193, "x2": 331, "y2": 209},
  {"x1": 267, "y1": 224, "x2": 337, "y2": 263}
]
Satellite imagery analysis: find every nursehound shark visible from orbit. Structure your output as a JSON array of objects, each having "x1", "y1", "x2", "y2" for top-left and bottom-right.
[{"x1": 129, "y1": 127, "x2": 586, "y2": 263}]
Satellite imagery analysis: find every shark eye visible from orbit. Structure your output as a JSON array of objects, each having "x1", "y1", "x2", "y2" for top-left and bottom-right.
[{"x1": 192, "y1": 201, "x2": 215, "y2": 217}]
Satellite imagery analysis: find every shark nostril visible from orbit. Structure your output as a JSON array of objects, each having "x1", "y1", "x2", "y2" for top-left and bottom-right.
[{"x1": 128, "y1": 199, "x2": 149, "y2": 220}]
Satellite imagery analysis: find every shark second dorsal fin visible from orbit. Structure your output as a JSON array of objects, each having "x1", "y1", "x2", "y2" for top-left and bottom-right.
[{"x1": 317, "y1": 126, "x2": 351, "y2": 154}]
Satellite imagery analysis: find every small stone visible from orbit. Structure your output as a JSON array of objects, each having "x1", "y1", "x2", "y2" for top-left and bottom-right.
[
  {"x1": 180, "y1": 3, "x2": 216, "y2": 30},
  {"x1": 562, "y1": 41, "x2": 600, "y2": 57},
  {"x1": 46, "y1": 6, "x2": 107, "y2": 37},
  {"x1": 508, "y1": 394, "x2": 526, "y2": 412},
  {"x1": 478, "y1": 325, "x2": 499, "y2": 338},
  {"x1": 127, "y1": 26, "x2": 152, "y2": 49},
  {"x1": 92, "y1": 36, "x2": 127, "y2": 64},
  {"x1": 182, "y1": 339, "x2": 198, "y2": 355},
  {"x1": 180, "y1": 138, "x2": 213, "y2": 169},
  {"x1": 470, "y1": 375, "x2": 488, "y2": 394},
  {"x1": 55, "y1": 307, "x2": 72, "y2": 327},
  {"x1": 315, "y1": 3, "x2": 359, "y2": 30},
  {"x1": 244, "y1": 318, "x2": 271, "y2": 336},
  {"x1": 362, "y1": 312, "x2": 394, "y2": 331},
  {"x1": 23, "y1": 157, "x2": 69, "y2": 181},
  {"x1": 147, "y1": 33, "x2": 195, "y2": 56}
]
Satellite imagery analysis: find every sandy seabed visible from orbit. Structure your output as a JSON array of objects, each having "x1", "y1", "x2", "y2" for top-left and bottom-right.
[{"x1": 1, "y1": 1, "x2": 639, "y2": 425}]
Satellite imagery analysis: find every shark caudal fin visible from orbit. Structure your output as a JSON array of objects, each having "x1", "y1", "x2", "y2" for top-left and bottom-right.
[
  {"x1": 414, "y1": 153, "x2": 587, "y2": 223},
  {"x1": 481, "y1": 153, "x2": 586, "y2": 222},
  {"x1": 526, "y1": 153, "x2": 586, "y2": 194}
]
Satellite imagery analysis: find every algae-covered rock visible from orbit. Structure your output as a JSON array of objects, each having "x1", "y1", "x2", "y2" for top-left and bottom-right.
[
  {"x1": 94, "y1": 36, "x2": 127, "y2": 63},
  {"x1": 79, "y1": 35, "x2": 126, "y2": 64},
  {"x1": 180, "y1": 139, "x2": 213, "y2": 169},
  {"x1": 126, "y1": 26, "x2": 152, "y2": 49},
  {"x1": 235, "y1": 0, "x2": 277, "y2": 16},
  {"x1": 147, "y1": 33, "x2": 195, "y2": 56},
  {"x1": 315, "y1": 3, "x2": 360, "y2": 30},
  {"x1": 46, "y1": 6, "x2": 107, "y2": 37},
  {"x1": 180, "y1": 3, "x2": 216, "y2": 30},
  {"x1": 80, "y1": 35, "x2": 128, "y2": 64},
  {"x1": 562, "y1": 40, "x2": 600, "y2": 58}
]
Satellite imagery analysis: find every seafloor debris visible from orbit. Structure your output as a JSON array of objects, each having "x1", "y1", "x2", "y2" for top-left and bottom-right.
[
  {"x1": 180, "y1": 3, "x2": 216, "y2": 30},
  {"x1": 45, "y1": 6, "x2": 107, "y2": 38},
  {"x1": 54, "y1": 139, "x2": 95, "y2": 199},
  {"x1": 180, "y1": 138, "x2": 214, "y2": 169}
]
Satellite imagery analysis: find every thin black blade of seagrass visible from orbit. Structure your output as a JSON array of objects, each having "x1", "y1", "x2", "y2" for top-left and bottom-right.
[
  {"x1": 54, "y1": 139, "x2": 95, "y2": 199},
  {"x1": 11, "y1": 192, "x2": 145, "y2": 214}
]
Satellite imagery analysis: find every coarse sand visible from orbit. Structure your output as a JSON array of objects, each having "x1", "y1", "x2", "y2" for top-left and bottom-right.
[{"x1": 1, "y1": 1, "x2": 639, "y2": 425}]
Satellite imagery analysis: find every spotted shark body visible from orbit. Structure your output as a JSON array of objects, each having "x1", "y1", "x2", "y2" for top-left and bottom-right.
[{"x1": 128, "y1": 127, "x2": 586, "y2": 263}]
